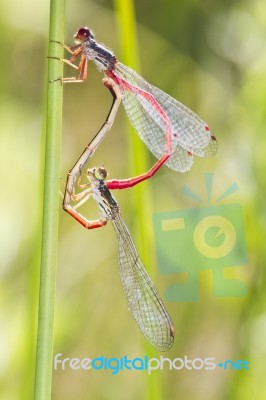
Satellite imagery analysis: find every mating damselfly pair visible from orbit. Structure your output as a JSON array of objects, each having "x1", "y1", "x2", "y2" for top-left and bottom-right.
[{"x1": 52, "y1": 27, "x2": 217, "y2": 351}]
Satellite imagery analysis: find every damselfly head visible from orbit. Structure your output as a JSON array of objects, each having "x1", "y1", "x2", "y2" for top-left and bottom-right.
[{"x1": 74, "y1": 27, "x2": 94, "y2": 44}]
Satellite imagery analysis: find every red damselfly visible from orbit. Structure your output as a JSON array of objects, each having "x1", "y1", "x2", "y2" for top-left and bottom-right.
[{"x1": 52, "y1": 27, "x2": 217, "y2": 190}]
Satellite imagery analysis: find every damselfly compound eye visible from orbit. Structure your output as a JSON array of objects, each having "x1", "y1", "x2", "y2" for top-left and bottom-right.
[
  {"x1": 95, "y1": 167, "x2": 107, "y2": 180},
  {"x1": 76, "y1": 27, "x2": 91, "y2": 40}
]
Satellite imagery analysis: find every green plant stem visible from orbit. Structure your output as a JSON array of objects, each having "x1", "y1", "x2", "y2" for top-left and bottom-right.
[
  {"x1": 113, "y1": 1, "x2": 162, "y2": 400},
  {"x1": 34, "y1": 1, "x2": 64, "y2": 399},
  {"x1": 113, "y1": 0, "x2": 151, "y2": 259}
]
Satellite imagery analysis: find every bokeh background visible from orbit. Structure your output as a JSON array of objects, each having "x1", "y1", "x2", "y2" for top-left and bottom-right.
[{"x1": 1, "y1": 0, "x2": 266, "y2": 399}]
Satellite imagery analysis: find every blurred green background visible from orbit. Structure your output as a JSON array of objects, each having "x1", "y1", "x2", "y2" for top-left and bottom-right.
[{"x1": 1, "y1": 0, "x2": 266, "y2": 399}]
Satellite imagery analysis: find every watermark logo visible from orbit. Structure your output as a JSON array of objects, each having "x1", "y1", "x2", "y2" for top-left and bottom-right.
[
  {"x1": 54, "y1": 353, "x2": 250, "y2": 375},
  {"x1": 153, "y1": 173, "x2": 248, "y2": 301}
]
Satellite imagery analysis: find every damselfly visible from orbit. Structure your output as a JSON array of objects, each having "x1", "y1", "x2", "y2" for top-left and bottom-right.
[
  {"x1": 52, "y1": 27, "x2": 217, "y2": 189},
  {"x1": 64, "y1": 162, "x2": 174, "y2": 351}
]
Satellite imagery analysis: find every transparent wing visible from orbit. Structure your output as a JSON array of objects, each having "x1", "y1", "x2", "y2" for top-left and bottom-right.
[
  {"x1": 112, "y1": 214, "x2": 174, "y2": 352},
  {"x1": 114, "y1": 62, "x2": 217, "y2": 172}
]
